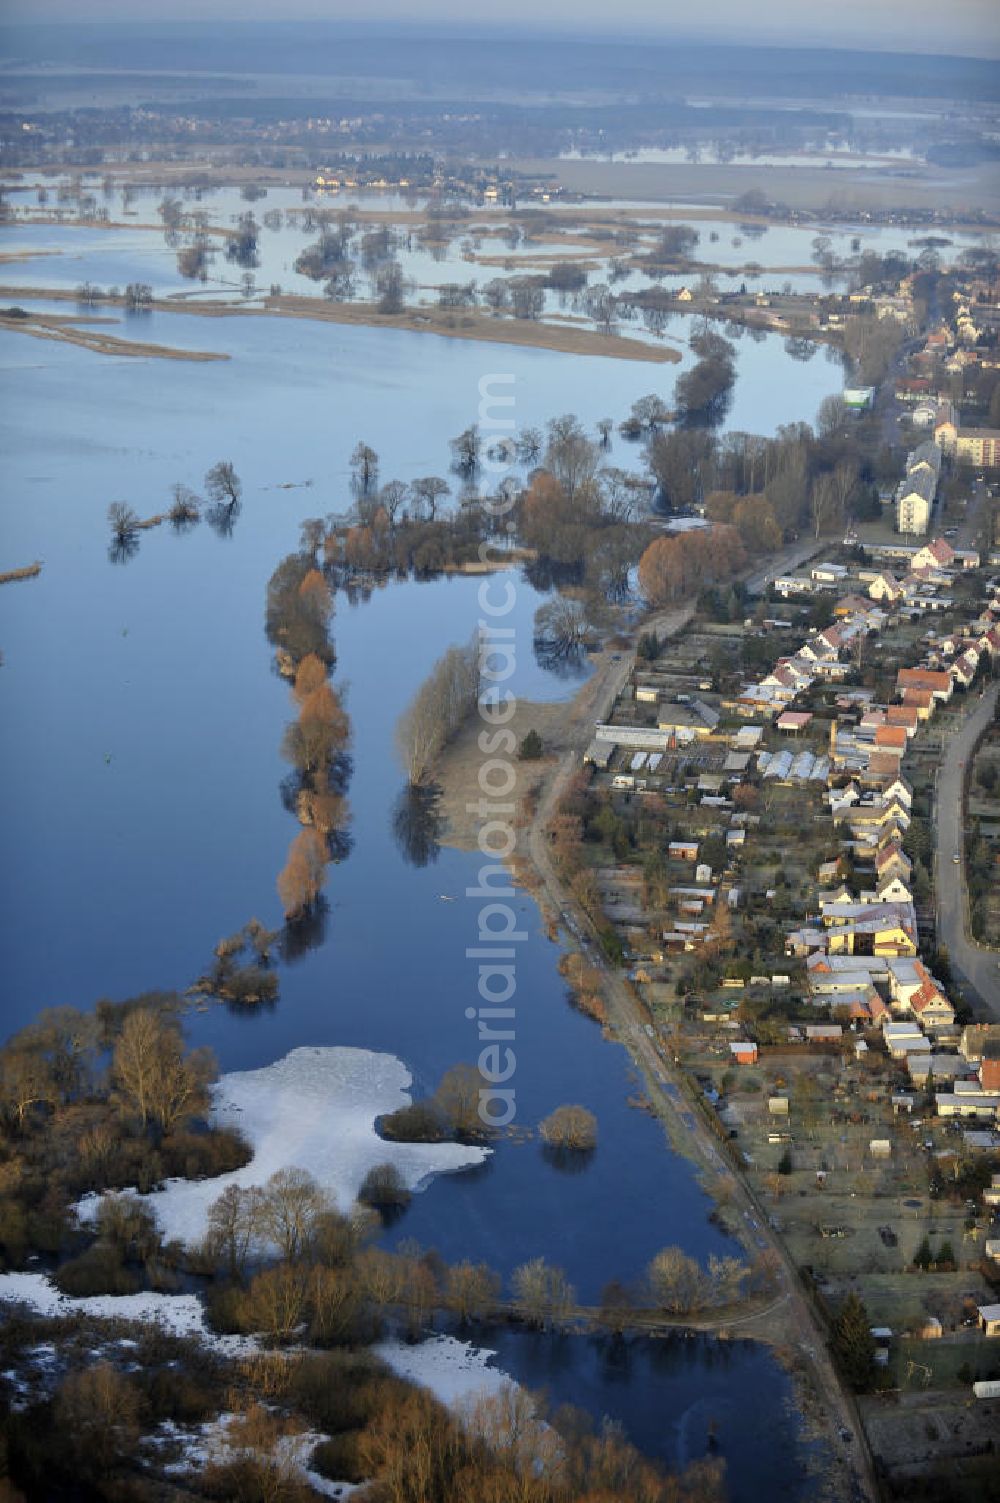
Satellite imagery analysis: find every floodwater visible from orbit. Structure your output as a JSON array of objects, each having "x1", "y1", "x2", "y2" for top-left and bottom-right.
[{"x1": 0, "y1": 278, "x2": 826, "y2": 1494}]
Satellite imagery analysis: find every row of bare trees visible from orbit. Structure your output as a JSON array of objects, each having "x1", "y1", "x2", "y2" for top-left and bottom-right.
[
  {"x1": 106, "y1": 461, "x2": 243, "y2": 561},
  {"x1": 396, "y1": 633, "x2": 481, "y2": 786}
]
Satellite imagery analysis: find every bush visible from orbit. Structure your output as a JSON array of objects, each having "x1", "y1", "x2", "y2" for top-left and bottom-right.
[
  {"x1": 289, "y1": 1350, "x2": 396, "y2": 1434},
  {"x1": 379, "y1": 1100, "x2": 448, "y2": 1142},
  {"x1": 145, "y1": 1364, "x2": 217, "y2": 1426},
  {"x1": 356, "y1": 1163, "x2": 412, "y2": 1210},
  {"x1": 52, "y1": 1242, "x2": 139, "y2": 1297},
  {"x1": 309, "y1": 1433, "x2": 365, "y2": 1485},
  {"x1": 538, "y1": 1105, "x2": 598, "y2": 1151}
]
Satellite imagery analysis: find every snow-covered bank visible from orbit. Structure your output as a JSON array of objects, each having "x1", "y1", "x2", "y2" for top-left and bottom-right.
[
  {"x1": 0, "y1": 1271, "x2": 254, "y2": 1356},
  {"x1": 152, "y1": 1414, "x2": 361, "y2": 1499},
  {"x1": 79, "y1": 1046, "x2": 490, "y2": 1247},
  {"x1": 375, "y1": 1334, "x2": 515, "y2": 1408}
]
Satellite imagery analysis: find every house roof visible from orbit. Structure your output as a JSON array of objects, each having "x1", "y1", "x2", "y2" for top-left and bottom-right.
[
  {"x1": 776, "y1": 711, "x2": 813, "y2": 730},
  {"x1": 921, "y1": 537, "x2": 955, "y2": 565},
  {"x1": 875, "y1": 725, "x2": 909, "y2": 749},
  {"x1": 897, "y1": 667, "x2": 951, "y2": 692},
  {"x1": 867, "y1": 751, "x2": 905, "y2": 778}
]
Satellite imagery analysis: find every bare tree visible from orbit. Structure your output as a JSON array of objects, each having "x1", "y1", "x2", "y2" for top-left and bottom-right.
[
  {"x1": 646, "y1": 1245, "x2": 707, "y2": 1315},
  {"x1": 450, "y1": 426, "x2": 481, "y2": 479},
  {"x1": 446, "y1": 1260, "x2": 502, "y2": 1324},
  {"x1": 511, "y1": 1257, "x2": 576, "y2": 1329},
  {"x1": 396, "y1": 634, "x2": 480, "y2": 785},
  {"x1": 168, "y1": 483, "x2": 201, "y2": 527},
  {"x1": 206, "y1": 1183, "x2": 265, "y2": 1280},
  {"x1": 0, "y1": 1050, "x2": 56, "y2": 1128},
  {"x1": 533, "y1": 597, "x2": 596, "y2": 658},
  {"x1": 107, "y1": 501, "x2": 139, "y2": 542},
  {"x1": 809, "y1": 471, "x2": 841, "y2": 538},
  {"x1": 410, "y1": 475, "x2": 450, "y2": 520},
  {"x1": 54, "y1": 1364, "x2": 141, "y2": 1481},
  {"x1": 707, "y1": 1254, "x2": 749, "y2": 1305},
  {"x1": 434, "y1": 1062, "x2": 486, "y2": 1138},
  {"x1": 350, "y1": 442, "x2": 379, "y2": 496},
  {"x1": 260, "y1": 1167, "x2": 330, "y2": 1262},
  {"x1": 205, "y1": 461, "x2": 242, "y2": 508},
  {"x1": 378, "y1": 479, "x2": 409, "y2": 524},
  {"x1": 112, "y1": 1008, "x2": 214, "y2": 1135},
  {"x1": 516, "y1": 427, "x2": 543, "y2": 464}
]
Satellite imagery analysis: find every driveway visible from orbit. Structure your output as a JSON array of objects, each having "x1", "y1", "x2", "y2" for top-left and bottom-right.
[{"x1": 936, "y1": 681, "x2": 1000, "y2": 1017}]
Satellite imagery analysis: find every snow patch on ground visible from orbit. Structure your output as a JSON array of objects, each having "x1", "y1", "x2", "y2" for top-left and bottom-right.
[
  {"x1": 151, "y1": 1413, "x2": 361, "y2": 1498},
  {"x1": 375, "y1": 1333, "x2": 515, "y2": 1408},
  {"x1": 78, "y1": 1046, "x2": 489, "y2": 1248},
  {"x1": 0, "y1": 1272, "x2": 254, "y2": 1356}
]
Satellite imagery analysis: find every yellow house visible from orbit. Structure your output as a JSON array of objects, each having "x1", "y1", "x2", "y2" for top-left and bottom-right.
[{"x1": 827, "y1": 923, "x2": 916, "y2": 958}]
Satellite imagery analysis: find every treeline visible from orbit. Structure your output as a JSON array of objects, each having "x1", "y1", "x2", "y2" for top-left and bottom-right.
[
  {"x1": 315, "y1": 387, "x2": 879, "y2": 630},
  {"x1": 638, "y1": 526, "x2": 746, "y2": 608},
  {"x1": 673, "y1": 326, "x2": 737, "y2": 424},
  {"x1": 0, "y1": 996, "x2": 248, "y2": 1276},
  {"x1": 195, "y1": 1166, "x2": 762, "y2": 1345},
  {"x1": 265, "y1": 550, "x2": 351, "y2": 919},
  {"x1": 396, "y1": 634, "x2": 480, "y2": 786},
  {"x1": 646, "y1": 408, "x2": 881, "y2": 535}
]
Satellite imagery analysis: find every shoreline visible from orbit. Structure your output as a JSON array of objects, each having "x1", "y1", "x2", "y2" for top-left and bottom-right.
[
  {"x1": 0, "y1": 306, "x2": 229, "y2": 361},
  {"x1": 419, "y1": 561, "x2": 874, "y2": 1501},
  {"x1": 0, "y1": 283, "x2": 683, "y2": 364}
]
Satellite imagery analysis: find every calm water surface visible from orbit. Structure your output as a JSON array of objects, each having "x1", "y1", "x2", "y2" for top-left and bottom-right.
[{"x1": 0, "y1": 306, "x2": 822, "y2": 1493}]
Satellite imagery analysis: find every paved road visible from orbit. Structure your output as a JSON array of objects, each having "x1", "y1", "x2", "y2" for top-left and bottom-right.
[
  {"x1": 936, "y1": 680, "x2": 1000, "y2": 1018},
  {"x1": 744, "y1": 536, "x2": 825, "y2": 597}
]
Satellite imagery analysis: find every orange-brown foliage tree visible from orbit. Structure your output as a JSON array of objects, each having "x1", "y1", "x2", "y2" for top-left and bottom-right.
[{"x1": 277, "y1": 828, "x2": 328, "y2": 918}]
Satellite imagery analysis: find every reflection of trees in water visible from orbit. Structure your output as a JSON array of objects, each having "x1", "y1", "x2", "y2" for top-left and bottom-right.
[
  {"x1": 784, "y1": 336, "x2": 817, "y2": 363},
  {"x1": 108, "y1": 534, "x2": 140, "y2": 566},
  {"x1": 391, "y1": 783, "x2": 444, "y2": 867},
  {"x1": 521, "y1": 557, "x2": 583, "y2": 594},
  {"x1": 533, "y1": 639, "x2": 592, "y2": 682},
  {"x1": 540, "y1": 1143, "x2": 597, "y2": 1175},
  {"x1": 206, "y1": 499, "x2": 242, "y2": 538},
  {"x1": 279, "y1": 896, "x2": 330, "y2": 963}
]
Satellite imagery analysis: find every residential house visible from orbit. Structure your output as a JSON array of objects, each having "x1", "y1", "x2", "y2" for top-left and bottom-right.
[
  {"x1": 896, "y1": 668, "x2": 953, "y2": 703},
  {"x1": 912, "y1": 537, "x2": 956, "y2": 571},
  {"x1": 869, "y1": 571, "x2": 905, "y2": 605}
]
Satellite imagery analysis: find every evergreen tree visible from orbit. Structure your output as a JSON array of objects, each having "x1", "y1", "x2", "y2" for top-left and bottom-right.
[
  {"x1": 831, "y1": 1292, "x2": 877, "y2": 1392},
  {"x1": 519, "y1": 729, "x2": 544, "y2": 760},
  {"x1": 913, "y1": 1235, "x2": 933, "y2": 1270}
]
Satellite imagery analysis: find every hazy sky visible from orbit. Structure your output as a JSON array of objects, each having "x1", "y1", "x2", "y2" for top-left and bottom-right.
[{"x1": 2, "y1": 0, "x2": 998, "y2": 58}]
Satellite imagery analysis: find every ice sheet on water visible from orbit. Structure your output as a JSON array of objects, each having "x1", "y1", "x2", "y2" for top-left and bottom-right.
[
  {"x1": 78, "y1": 1046, "x2": 489, "y2": 1248},
  {"x1": 375, "y1": 1334, "x2": 515, "y2": 1408}
]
